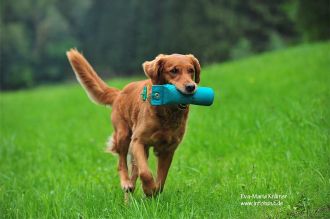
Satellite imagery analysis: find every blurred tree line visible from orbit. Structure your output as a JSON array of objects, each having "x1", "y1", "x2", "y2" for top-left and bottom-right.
[{"x1": 1, "y1": 0, "x2": 329, "y2": 90}]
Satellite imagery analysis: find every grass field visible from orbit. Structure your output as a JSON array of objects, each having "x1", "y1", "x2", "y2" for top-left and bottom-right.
[{"x1": 1, "y1": 42, "x2": 329, "y2": 218}]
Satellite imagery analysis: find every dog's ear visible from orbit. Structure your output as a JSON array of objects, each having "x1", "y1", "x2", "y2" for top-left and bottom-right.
[
  {"x1": 143, "y1": 54, "x2": 166, "y2": 84},
  {"x1": 186, "y1": 54, "x2": 201, "y2": 84}
]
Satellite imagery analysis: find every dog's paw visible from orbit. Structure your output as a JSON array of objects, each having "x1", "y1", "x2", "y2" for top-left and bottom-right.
[
  {"x1": 142, "y1": 187, "x2": 155, "y2": 197},
  {"x1": 142, "y1": 180, "x2": 157, "y2": 197},
  {"x1": 121, "y1": 180, "x2": 135, "y2": 192},
  {"x1": 143, "y1": 184, "x2": 163, "y2": 197},
  {"x1": 139, "y1": 171, "x2": 157, "y2": 196}
]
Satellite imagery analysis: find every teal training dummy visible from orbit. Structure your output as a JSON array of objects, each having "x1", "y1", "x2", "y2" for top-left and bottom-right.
[{"x1": 141, "y1": 84, "x2": 214, "y2": 106}]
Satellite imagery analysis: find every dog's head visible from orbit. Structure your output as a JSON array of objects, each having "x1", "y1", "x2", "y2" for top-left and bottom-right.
[{"x1": 143, "y1": 54, "x2": 201, "y2": 94}]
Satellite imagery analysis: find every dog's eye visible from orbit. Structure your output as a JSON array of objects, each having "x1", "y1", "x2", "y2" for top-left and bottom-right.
[
  {"x1": 188, "y1": 68, "x2": 195, "y2": 74},
  {"x1": 170, "y1": 68, "x2": 178, "y2": 74}
]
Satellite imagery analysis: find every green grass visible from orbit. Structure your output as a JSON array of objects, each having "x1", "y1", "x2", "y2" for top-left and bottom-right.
[{"x1": 1, "y1": 42, "x2": 329, "y2": 218}]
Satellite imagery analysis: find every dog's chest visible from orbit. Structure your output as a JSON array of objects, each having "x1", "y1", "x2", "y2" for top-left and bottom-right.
[
  {"x1": 149, "y1": 128, "x2": 183, "y2": 146},
  {"x1": 146, "y1": 116, "x2": 187, "y2": 148}
]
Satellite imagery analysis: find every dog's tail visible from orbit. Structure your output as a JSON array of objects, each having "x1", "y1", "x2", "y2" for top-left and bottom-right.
[{"x1": 66, "y1": 49, "x2": 119, "y2": 106}]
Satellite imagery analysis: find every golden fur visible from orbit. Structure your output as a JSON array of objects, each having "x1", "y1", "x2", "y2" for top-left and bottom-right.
[{"x1": 67, "y1": 49, "x2": 201, "y2": 196}]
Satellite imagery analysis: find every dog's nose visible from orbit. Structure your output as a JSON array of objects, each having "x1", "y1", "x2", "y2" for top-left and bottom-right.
[{"x1": 185, "y1": 83, "x2": 196, "y2": 93}]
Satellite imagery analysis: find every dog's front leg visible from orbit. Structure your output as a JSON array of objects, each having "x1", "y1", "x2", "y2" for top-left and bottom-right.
[
  {"x1": 130, "y1": 140, "x2": 156, "y2": 196},
  {"x1": 155, "y1": 150, "x2": 175, "y2": 194}
]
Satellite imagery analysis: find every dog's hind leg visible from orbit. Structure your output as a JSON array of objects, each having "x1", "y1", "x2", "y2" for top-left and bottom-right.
[
  {"x1": 118, "y1": 153, "x2": 133, "y2": 192},
  {"x1": 112, "y1": 124, "x2": 134, "y2": 192}
]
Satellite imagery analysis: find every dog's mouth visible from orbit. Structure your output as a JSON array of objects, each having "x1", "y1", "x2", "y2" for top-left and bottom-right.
[
  {"x1": 175, "y1": 87, "x2": 189, "y2": 109},
  {"x1": 178, "y1": 103, "x2": 188, "y2": 110},
  {"x1": 173, "y1": 85, "x2": 197, "y2": 95},
  {"x1": 166, "y1": 83, "x2": 189, "y2": 110},
  {"x1": 179, "y1": 90, "x2": 196, "y2": 95}
]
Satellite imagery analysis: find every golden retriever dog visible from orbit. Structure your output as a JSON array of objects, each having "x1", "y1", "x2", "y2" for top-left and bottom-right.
[{"x1": 66, "y1": 49, "x2": 201, "y2": 196}]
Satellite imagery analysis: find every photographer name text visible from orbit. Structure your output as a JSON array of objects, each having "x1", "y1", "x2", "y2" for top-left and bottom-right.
[{"x1": 240, "y1": 194, "x2": 287, "y2": 199}]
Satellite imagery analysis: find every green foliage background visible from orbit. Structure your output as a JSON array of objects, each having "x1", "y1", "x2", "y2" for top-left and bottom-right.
[{"x1": 1, "y1": 0, "x2": 329, "y2": 90}]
